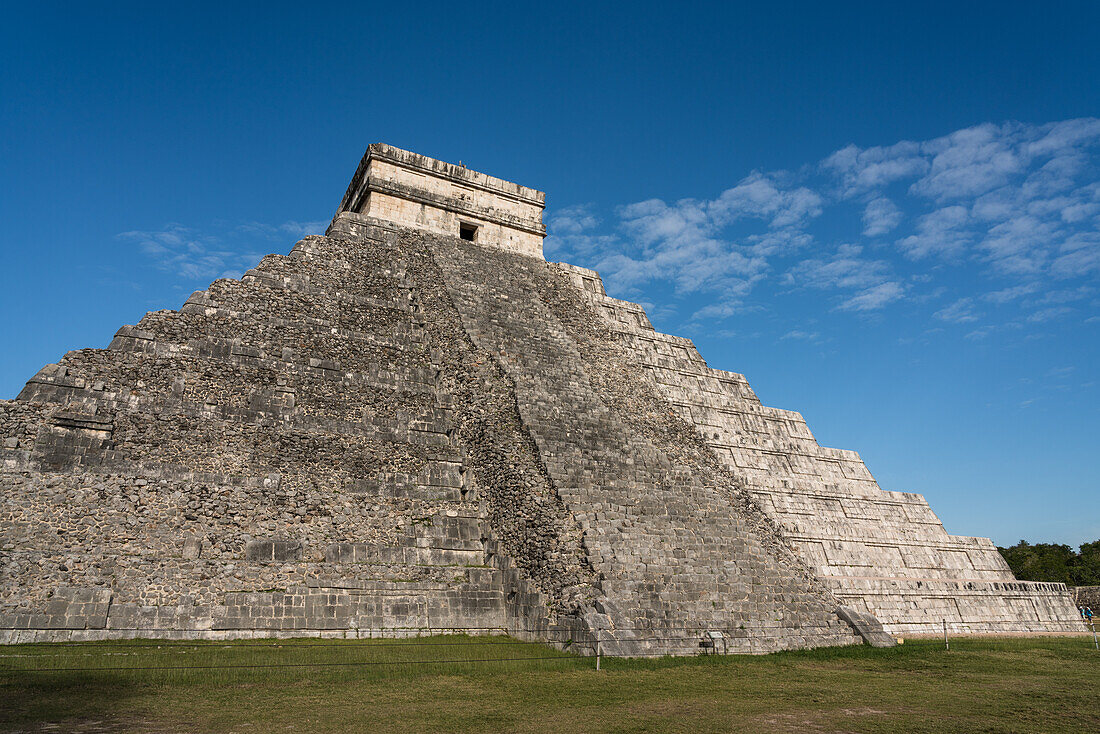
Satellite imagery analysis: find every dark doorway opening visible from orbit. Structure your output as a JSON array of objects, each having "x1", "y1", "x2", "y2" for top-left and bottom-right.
[{"x1": 460, "y1": 222, "x2": 478, "y2": 241}]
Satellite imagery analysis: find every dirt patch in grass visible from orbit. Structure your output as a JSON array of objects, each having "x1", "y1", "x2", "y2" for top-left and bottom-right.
[{"x1": 756, "y1": 707, "x2": 897, "y2": 734}]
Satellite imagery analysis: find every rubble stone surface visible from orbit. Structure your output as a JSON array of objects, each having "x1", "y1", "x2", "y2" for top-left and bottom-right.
[
  {"x1": 557, "y1": 261, "x2": 1084, "y2": 636},
  {"x1": 0, "y1": 145, "x2": 1083, "y2": 650}
]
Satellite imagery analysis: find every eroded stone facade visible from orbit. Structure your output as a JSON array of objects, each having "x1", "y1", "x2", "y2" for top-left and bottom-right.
[
  {"x1": 335, "y1": 144, "x2": 545, "y2": 259},
  {"x1": 557, "y1": 263, "x2": 1084, "y2": 636},
  {"x1": 0, "y1": 146, "x2": 1084, "y2": 650}
]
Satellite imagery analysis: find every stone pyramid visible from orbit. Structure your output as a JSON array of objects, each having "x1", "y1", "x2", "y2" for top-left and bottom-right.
[{"x1": 0, "y1": 145, "x2": 1083, "y2": 652}]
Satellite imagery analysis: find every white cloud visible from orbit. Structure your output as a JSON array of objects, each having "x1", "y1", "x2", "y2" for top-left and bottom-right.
[
  {"x1": 862, "y1": 197, "x2": 903, "y2": 236},
  {"x1": 965, "y1": 327, "x2": 994, "y2": 340},
  {"x1": 838, "y1": 282, "x2": 906, "y2": 312},
  {"x1": 1026, "y1": 117, "x2": 1100, "y2": 157},
  {"x1": 746, "y1": 229, "x2": 814, "y2": 258},
  {"x1": 589, "y1": 181, "x2": 817, "y2": 302},
  {"x1": 691, "y1": 297, "x2": 754, "y2": 321},
  {"x1": 828, "y1": 118, "x2": 1100, "y2": 279},
  {"x1": 910, "y1": 122, "x2": 1027, "y2": 201},
  {"x1": 709, "y1": 172, "x2": 823, "y2": 228},
  {"x1": 896, "y1": 205, "x2": 971, "y2": 259},
  {"x1": 1027, "y1": 306, "x2": 1073, "y2": 323},
  {"x1": 1040, "y1": 285, "x2": 1094, "y2": 303},
  {"x1": 784, "y1": 245, "x2": 906, "y2": 312},
  {"x1": 980, "y1": 215, "x2": 1059, "y2": 274},
  {"x1": 280, "y1": 220, "x2": 328, "y2": 238},
  {"x1": 785, "y1": 244, "x2": 891, "y2": 290},
  {"x1": 1061, "y1": 201, "x2": 1100, "y2": 223},
  {"x1": 822, "y1": 141, "x2": 928, "y2": 196},
  {"x1": 1051, "y1": 232, "x2": 1100, "y2": 278},
  {"x1": 544, "y1": 204, "x2": 616, "y2": 258},
  {"x1": 237, "y1": 220, "x2": 327, "y2": 239},
  {"x1": 548, "y1": 204, "x2": 600, "y2": 234},
  {"x1": 934, "y1": 297, "x2": 981, "y2": 323},
  {"x1": 120, "y1": 219, "x2": 321, "y2": 282},
  {"x1": 541, "y1": 116, "x2": 1100, "y2": 335},
  {"x1": 984, "y1": 283, "x2": 1040, "y2": 304}
]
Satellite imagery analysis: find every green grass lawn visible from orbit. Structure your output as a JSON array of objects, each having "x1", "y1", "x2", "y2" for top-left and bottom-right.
[{"x1": 1, "y1": 635, "x2": 1097, "y2": 733}]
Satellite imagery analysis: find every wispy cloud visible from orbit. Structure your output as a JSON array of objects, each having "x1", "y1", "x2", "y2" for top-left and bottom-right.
[
  {"x1": 822, "y1": 140, "x2": 928, "y2": 196},
  {"x1": 119, "y1": 220, "x2": 325, "y2": 281},
  {"x1": 545, "y1": 117, "x2": 1100, "y2": 337},
  {"x1": 862, "y1": 197, "x2": 903, "y2": 236},
  {"x1": 1026, "y1": 306, "x2": 1073, "y2": 323},
  {"x1": 845, "y1": 119, "x2": 1100, "y2": 274},
  {"x1": 237, "y1": 220, "x2": 329, "y2": 240},
  {"x1": 781, "y1": 329, "x2": 820, "y2": 341},
  {"x1": 934, "y1": 297, "x2": 981, "y2": 323},
  {"x1": 783, "y1": 244, "x2": 904, "y2": 311},
  {"x1": 984, "y1": 283, "x2": 1041, "y2": 304},
  {"x1": 838, "y1": 282, "x2": 906, "y2": 312},
  {"x1": 897, "y1": 205, "x2": 971, "y2": 259},
  {"x1": 547, "y1": 204, "x2": 599, "y2": 235},
  {"x1": 596, "y1": 195, "x2": 773, "y2": 296}
]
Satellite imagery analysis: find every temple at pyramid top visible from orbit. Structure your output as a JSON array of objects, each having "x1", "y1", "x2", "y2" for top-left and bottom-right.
[{"x1": 334, "y1": 143, "x2": 547, "y2": 259}]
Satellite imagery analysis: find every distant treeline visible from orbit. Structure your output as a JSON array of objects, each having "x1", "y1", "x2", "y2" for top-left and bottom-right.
[{"x1": 997, "y1": 540, "x2": 1100, "y2": 587}]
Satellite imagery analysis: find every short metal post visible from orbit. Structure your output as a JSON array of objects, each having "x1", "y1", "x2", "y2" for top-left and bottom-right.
[
  {"x1": 596, "y1": 637, "x2": 601, "y2": 670},
  {"x1": 943, "y1": 619, "x2": 949, "y2": 651}
]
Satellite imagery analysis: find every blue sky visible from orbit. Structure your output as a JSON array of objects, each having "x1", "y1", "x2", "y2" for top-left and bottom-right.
[{"x1": 1, "y1": 2, "x2": 1097, "y2": 547}]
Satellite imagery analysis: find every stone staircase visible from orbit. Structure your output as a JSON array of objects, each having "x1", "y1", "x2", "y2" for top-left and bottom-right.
[
  {"x1": 1, "y1": 216, "x2": 881, "y2": 652},
  {"x1": 427, "y1": 234, "x2": 861, "y2": 655},
  {"x1": 556, "y1": 262, "x2": 1085, "y2": 637}
]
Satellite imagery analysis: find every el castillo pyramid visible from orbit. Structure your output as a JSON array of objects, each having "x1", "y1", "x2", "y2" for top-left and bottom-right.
[{"x1": 0, "y1": 145, "x2": 1084, "y2": 653}]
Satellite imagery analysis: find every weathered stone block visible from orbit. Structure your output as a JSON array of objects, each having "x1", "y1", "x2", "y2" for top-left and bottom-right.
[
  {"x1": 182, "y1": 538, "x2": 203, "y2": 559},
  {"x1": 244, "y1": 539, "x2": 303, "y2": 562},
  {"x1": 0, "y1": 145, "x2": 1081, "y2": 653}
]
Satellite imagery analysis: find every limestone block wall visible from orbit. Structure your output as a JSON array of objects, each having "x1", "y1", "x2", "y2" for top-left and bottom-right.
[
  {"x1": 1, "y1": 213, "x2": 863, "y2": 654},
  {"x1": 424, "y1": 232, "x2": 861, "y2": 655},
  {"x1": 4, "y1": 196, "x2": 1078, "y2": 649},
  {"x1": 556, "y1": 262, "x2": 1085, "y2": 636},
  {"x1": 335, "y1": 144, "x2": 546, "y2": 259},
  {"x1": 1075, "y1": 586, "x2": 1100, "y2": 610},
  {"x1": 0, "y1": 226, "x2": 592, "y2": 643}
]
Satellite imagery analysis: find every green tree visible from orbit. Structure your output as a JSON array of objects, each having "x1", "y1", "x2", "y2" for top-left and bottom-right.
[
  {"x1": 998, "y1": 539, "x2": 1100, "y2": 586},
  {"x1": 1072, "y1": 540, "x2": 1100, "y2": 586}
]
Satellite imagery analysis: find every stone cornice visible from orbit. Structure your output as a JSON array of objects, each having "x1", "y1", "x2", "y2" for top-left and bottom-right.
[
  {"x1": 365, "y1": 177, "x2": 547, "y2": 237},
  {"x1": 367, "y1": 143, "x2": 545, "y2": 206},
  {"x1": 336, "y1": 144, "x2": 545, "y2": 221}
]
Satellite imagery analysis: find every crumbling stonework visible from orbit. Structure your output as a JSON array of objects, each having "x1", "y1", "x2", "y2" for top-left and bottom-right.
[
  {"x1": 1, "y1": 235, "x2": 524, "y2": 639},
  {"x1": 336, "y1": 144, "x2": 546, "y2": 259},
  {"x1": 556, "y1": 263, "x2": 1085, "y2": 636},
  {"x1": 0, "y1": 145, "x2": 1083, "y2": 649},
  {"x1": 1075, "y1": 586, "x2": 1100, "y2": 610}
]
